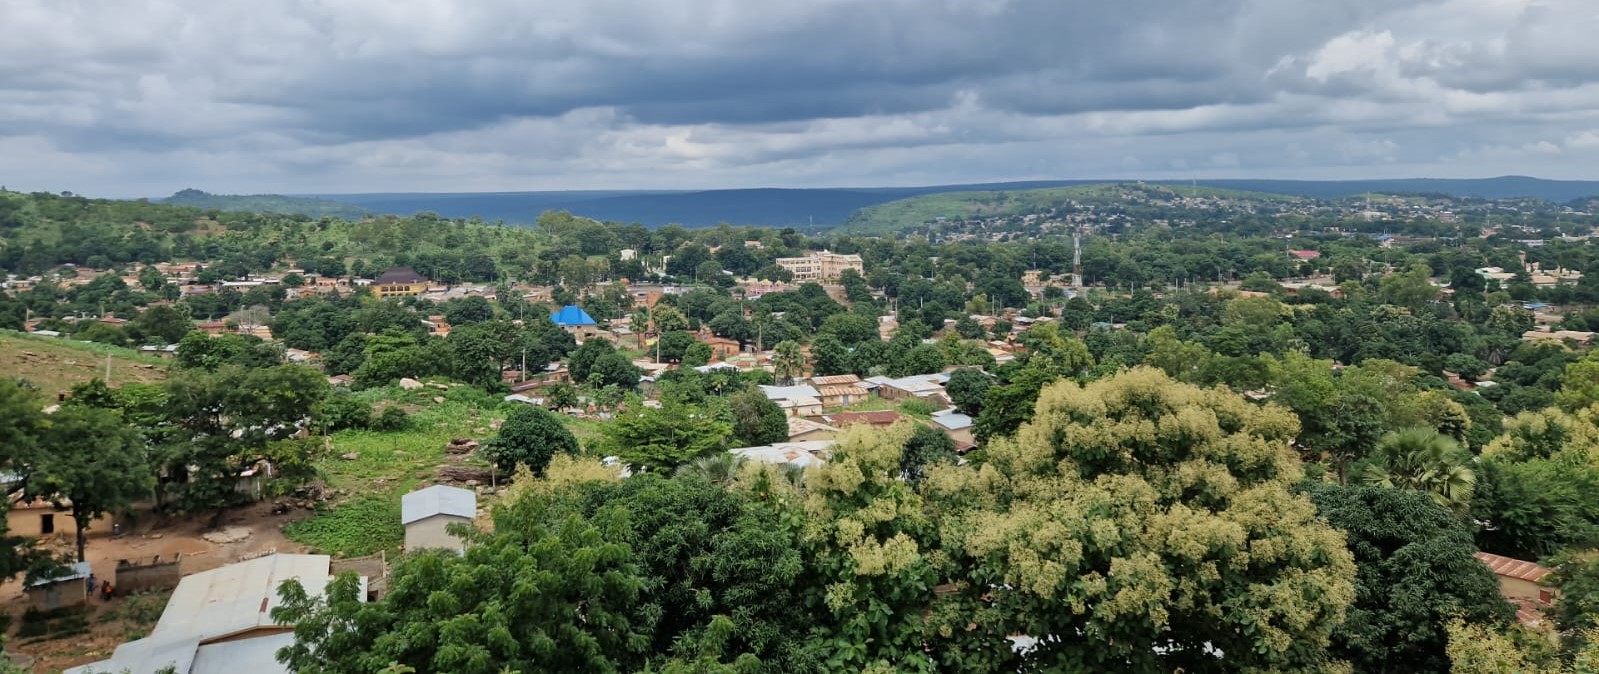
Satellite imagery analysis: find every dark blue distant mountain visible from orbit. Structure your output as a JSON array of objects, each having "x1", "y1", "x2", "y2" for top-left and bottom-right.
[{"x1": 256, "y1": 176, "x2": 1599, "y2": 228}]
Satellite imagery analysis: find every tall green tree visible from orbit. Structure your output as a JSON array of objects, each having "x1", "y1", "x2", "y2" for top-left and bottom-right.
[
  {"x1": 161, "y1": 365, "x2": 328, "y2": 519},
  {"x1": 481, "y1": 406, "x2": 579, "y2": 475},
  {"x1": 1307, "y1": 483, "x2": 1513, "y2": 673},
  {"x1": 273, "y1": 502, "x2": 650, "y2": 674},
  {"x1": 945, "y1": 368, "x2": 992, "y2": 417},
  {"x1": 899, "y1": 423, "x2": 956, "y2": 486},
  {"x1": 930, "y1": 368, "x2": 1357, "y2": 672},
  {"x1": 25, "y1": 406, "x2": 152, "y2": 561},
  {"x1": 601, "y1": 402, "x2": 731, "y2": 472},
  {"x1": 727, "y1": 388, "x2": 786, "y2": 448},
  {"x1": 0, "y1": 379, "x2": 52, "y2": 583}
]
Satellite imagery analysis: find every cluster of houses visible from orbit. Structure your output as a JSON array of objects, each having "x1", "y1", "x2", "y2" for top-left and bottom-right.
[{"x1": 742, "y1": 371, "x2": 976, "y2": 467}]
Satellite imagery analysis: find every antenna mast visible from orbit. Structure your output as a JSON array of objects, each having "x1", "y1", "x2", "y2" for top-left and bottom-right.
[{"x1": 1072, "y1": 231, "x2": 1083, "y2": 289}]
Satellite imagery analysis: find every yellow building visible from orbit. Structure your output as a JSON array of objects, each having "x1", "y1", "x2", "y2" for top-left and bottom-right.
[
  {"x1": 775, "y1": 250, "x2": 863, "y2": 282},
  {"x1": 374, "y1": 266, "x2": 429, "y2": 297}
]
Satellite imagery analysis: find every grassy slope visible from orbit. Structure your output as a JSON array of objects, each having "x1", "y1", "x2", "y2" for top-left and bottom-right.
[
  {"x1": 834, "y1": 182, "x2": 1292, "y2": 235},
  {"x1": 0, "y1": 330, "x2": 167, "y2": 394},
  {"x1": 284, "y1": 386, "x2": 605, "y2": 557}
]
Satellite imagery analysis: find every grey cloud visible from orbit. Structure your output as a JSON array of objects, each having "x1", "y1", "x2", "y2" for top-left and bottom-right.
[{"x1": 2, "y1": 0, "x2": 1599, "y2": 195}]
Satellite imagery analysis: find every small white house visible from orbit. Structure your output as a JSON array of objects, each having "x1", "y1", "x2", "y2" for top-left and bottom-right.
[{"x1": 401, "y1": 485, "x2": 477, "y2": 553}]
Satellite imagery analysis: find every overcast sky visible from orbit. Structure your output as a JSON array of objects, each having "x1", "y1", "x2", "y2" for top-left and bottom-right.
[{"x1": 2, "y1": 0, "x2": 1597, "y2": 197}]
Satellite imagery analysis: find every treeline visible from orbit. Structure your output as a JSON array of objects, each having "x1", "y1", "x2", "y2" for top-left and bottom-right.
[{"x1": 266, "y1": 370, "x2": 1599, "y2": 674}]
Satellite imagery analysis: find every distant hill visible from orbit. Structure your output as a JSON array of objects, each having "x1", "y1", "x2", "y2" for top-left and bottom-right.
[
  {"x1": 835, "y1": 183, "x2": 1292, "y2": 235},
  {"x1": 311, "y1": 181, "x2": 1094, "y2": 229},
  {"x1": 137, "y1": 175, "x2": 1599, "y2": 230},
  {"x1": 161, "y1": 189, "x2": 369, "y2": 219}
]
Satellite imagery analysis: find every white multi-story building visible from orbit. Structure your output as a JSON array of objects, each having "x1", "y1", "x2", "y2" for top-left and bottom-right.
[{"x1": 775, "y1": 250, "x2": 863, "y2": 282}]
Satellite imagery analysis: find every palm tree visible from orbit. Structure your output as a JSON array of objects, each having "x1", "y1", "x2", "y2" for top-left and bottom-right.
[
  {"x1": 630, "y1": 306, "x2": 651, "y2": 349},
  {"x1": 772, "y1": 340, "x2": 805, "y2": 385},
  {"x1": 675, "y1": 453, "x2": 746, "y2": 485},
  {"x1": 1360, "y1": 428, "x2": 1476, "y2": 513}
]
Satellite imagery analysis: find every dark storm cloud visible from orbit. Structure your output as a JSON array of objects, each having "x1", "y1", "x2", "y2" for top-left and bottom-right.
[{"x1": 1, "y1": 0, "x2": 1597, "y2": 195}]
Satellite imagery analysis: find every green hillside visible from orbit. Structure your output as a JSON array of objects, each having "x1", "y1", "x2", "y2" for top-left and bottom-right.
[
  {"x1": 0, "y1": 189, "x2": 548, "y2": 281},
  {"x1": 834, "y1": 182, "x2": 1293, "y2": 235},
  {"x1": 161, "y1": 188, "x2": 370, "y2": 219}
]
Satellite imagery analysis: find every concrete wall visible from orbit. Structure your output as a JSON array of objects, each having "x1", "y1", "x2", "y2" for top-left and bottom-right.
[
  {"x1": 1498, "y1": 575, "x2": 1550, "y2": 604},
  {"x1": 27, "y1": 581, "x2": 87, "y2": 611},
  {"x1": 790, "y1": 428, "x2": 837, "y2": 443},
  {"x1": 116, "y1": 555, "x2": 183, "y2": 595},
  {"x1": 405, "y1": 514, "x2": 471, "y2": 552},
  {"x1": 940, "y1": 427, "x2": 975, "y2": 448}
]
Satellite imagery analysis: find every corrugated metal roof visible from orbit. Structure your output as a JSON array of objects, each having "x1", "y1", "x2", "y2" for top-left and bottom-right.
[
  {"x1": 817, "y1": 385, "x2": 868, "y2": 398},
  {"x1": 787, "y1": 417, "x2": 837, "y2": 438},
  {"x1": 810, "y1": 374, "x2": 862, "y2": 386},
  {"x1": 28, "y1": 560, "x2": 92, "y2": 587},
  {"x1": 730, "y1": 441, "x2": 835, "y2": 468},
  {"x1": 1475, "y1": 551, "x2": 1550, "y2": 582},
  {"x1": 931, "y1": 412, "x2": 974, "y2": 431},
  {"x1": 71, "y1": 554, "x2": 333, "y2": 674},
  {"x1": 401, "y1": 485, "x2": 477, "y2": 525},
  {"x1": 817, "y1": 411, "x2": 902, "y2": 426},
  {"x1": 190, "y1": 631, "x2": 295, "y2": 674},
  {"x1": 759, "y1": 384, "x2": 821, "y2": 401}
]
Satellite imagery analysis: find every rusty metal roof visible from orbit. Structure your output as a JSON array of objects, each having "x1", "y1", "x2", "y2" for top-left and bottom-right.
[{"x1": 1475, "y1": 551, "x2": 1550, "y2": 583}]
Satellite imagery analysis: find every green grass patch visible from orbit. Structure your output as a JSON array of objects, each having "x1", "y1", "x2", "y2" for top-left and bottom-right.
[
  {"x1": 284, "y1": 495, "x2": 404, "y2": 557},
  {"x1": 287, "y1": 388, "x2": 505, "y2": 556},
  {"x1": 100, "y1": 589, "x2": 168, "y2": 627},
  {"x1": 840, "y1": 396, "x2": 899, "y2": 413},
  {"x1": 559, "y1": 414, "x2": 607, "y2": 452},
  {"x1": 0, "y1": 330, "x2": 169, "y2": 365},
  {"x1": 898, "y1": 398, "x2": 938, "y2": 418}
]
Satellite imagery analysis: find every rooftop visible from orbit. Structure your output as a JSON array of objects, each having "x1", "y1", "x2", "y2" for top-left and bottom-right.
[
  {"x1": 401, "y1": 484, "x2": 477, "y2": 525},
  {"x1": 931, "y1": 410, "x2": 974, "y2": 431},
  {"x1": 809, "y1": 374, "x2": 863, "y2": 386},
  {"x1": 759, "y1": 384, "x2": 821, "y2": 401},
  {"x1": 815, "y1": 411, "x2": 902, "y2": 426},
  {"x1": 374, "y1": 266, "x2": 427, "y2": 284},
  {"x1": 551, "y1": 305, "x2": 598, "y2": 327},
  {"x1": 70, "y1": 554, "x2": 339, "y2": 674},
  {"x1": 1474, "y1": 551, "x2": 1549, "y2": 583},
  {"x1": 730, "y1": 440, "x2": 835, "y2": 468},
  {"x1": 787, "y1": 416, "x2": 838, "y2": 438}
]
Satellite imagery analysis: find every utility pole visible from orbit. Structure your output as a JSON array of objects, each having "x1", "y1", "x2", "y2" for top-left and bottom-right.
[{"x1": 105, "y1": 353, "x2": 112, "y2": 386}]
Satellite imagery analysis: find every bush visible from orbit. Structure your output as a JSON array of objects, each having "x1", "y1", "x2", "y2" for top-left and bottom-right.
[
  {"x1": 284, "y1": 496, "x2": 403, "y2": 557},
  {"x1": 318, "y1": 392, "x2": 372, "y2": 432},
  {"x1": 482, "y1": 406, "x2": 579, "y2": 474},
  {"x1": 370, "y1": 407, "x2": 410, "y2": 431},
  {"x1": 899, "y1": 398, "x2": 937, "y2": 417}
]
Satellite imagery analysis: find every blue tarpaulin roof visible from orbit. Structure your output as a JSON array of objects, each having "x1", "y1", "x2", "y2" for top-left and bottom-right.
[{"x1": 551, "y1": 305, "x2": 597, "y2": 326}]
